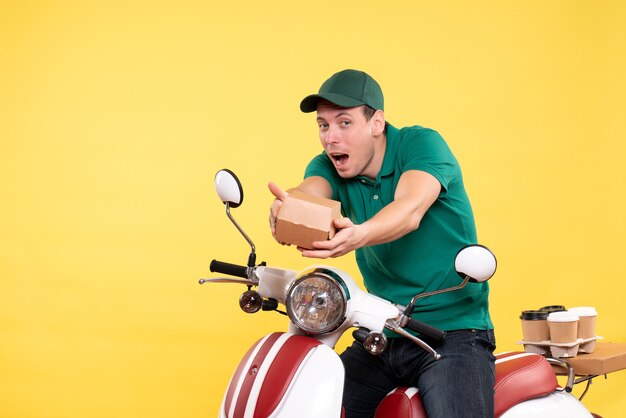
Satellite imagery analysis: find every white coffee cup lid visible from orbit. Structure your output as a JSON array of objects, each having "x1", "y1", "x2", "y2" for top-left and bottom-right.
[
  {"x1": 568, "y1": 306, "x2": 597, "y2": 316},
  {"x1": 548, "y1": 311, "x2": 579, "y2": 322}
]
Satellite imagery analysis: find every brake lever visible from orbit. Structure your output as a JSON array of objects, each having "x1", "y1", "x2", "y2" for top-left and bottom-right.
[
  {"x1": 385, "y1": 320, "x2": 442, "y2": 360},
  {"x1": 198, "y1": 277, "x2": 257, "y2": 285}
]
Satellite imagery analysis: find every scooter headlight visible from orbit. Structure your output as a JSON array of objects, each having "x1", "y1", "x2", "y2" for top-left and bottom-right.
[{"x1": 286, "y1": 269, "x2": 348, "y2": 335}]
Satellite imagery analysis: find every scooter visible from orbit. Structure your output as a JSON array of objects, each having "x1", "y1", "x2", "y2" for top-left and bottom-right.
[{"x1": 200, "y1": 168, "x2": 600, "y2": 418}]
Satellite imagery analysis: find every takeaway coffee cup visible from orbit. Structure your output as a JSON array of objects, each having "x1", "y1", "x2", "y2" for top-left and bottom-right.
[
  {"x1": 568, "y1": 307, "x2": 597, "y2": 339},
  {"x1": 539, "y1": 305, "x2": 566, "y2": 314},
  {"x1": 568, "y1": 307, "x2": 598, "y2": 353},
  {"x1": 547, "y1": 311, "x2": 579, "y2": 343},
  {"x1": 520, "y1": 310, "x2": 550, "y2": 342}
]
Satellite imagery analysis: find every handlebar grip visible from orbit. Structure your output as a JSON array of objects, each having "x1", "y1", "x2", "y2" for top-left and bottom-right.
[
  {"x1": 404, "y1": 318, "x2": 446, "y2": 343},
  {"x1": 210, "y1": 260, "x2": 248, "y2": 278}
]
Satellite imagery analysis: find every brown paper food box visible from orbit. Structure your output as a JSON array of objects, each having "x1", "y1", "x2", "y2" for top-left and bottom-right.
[
  {"x1": 274, "y1": 190, "x2": 342, "y2": 250},
  {"x1": 555, "y1": 342, "x2": 626, "y2": 376}
]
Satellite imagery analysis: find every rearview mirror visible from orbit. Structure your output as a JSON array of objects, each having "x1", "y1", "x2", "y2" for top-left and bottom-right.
[
  {"x1": 454, "y1": 245, "x2": 497, "y2": 283},
  {"x1": 213, "y1": 169, "x2": 256, "y2": 266},
  {"x1": 215, "y1": 169, "x2": 243, "y2": 208}
]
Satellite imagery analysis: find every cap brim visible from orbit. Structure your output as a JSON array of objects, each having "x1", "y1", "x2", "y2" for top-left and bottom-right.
[{"x1": 299, "y1": 93, "x2": 366, "y2": 113}]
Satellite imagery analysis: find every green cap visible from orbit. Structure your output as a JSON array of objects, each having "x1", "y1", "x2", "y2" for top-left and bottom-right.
[{"x1": 300, "y1": 69, "x2": 384, "y2": 113}]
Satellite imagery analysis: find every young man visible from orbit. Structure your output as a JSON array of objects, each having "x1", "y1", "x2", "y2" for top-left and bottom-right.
[{"x1": 268, "y1": 69, "x2": 495, "y2": 418}]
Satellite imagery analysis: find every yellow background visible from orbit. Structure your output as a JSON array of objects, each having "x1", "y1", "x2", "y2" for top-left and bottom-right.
[{"x1": 1, "y1": 1, "x2": 625, "y2": 417}]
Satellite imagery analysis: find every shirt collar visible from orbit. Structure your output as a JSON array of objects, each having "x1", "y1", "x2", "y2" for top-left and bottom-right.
[{"x1": 380, "y1": 122, "x2": 398, "y2": 178}]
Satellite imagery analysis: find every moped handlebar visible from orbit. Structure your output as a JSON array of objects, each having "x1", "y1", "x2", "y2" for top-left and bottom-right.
[
  {"x1": 210, "y1": 259, "x2": 248, "y2": 278},
  {"x1": 403, "y1": 318, "x2": 446, "y2": 343}
]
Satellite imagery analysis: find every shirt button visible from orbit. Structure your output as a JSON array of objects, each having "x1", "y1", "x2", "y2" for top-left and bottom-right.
[{"x1": 373, "y1": 195, "x2": 379, "y2": 200}]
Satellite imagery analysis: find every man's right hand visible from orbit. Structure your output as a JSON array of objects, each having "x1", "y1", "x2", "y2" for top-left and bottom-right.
[{"x1": 268, "y1": 181, "x2": 287, "y2": 238}]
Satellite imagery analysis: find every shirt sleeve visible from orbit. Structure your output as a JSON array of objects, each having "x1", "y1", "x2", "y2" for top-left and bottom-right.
[{"x1": 397, "y1": 128, "x2": 459, "y2": 192}]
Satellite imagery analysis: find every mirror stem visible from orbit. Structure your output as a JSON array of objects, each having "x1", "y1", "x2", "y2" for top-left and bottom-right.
[
  {"x1": 225, "y1": 203, "x2": 256, "y2": 267},
  {"x1": 403, "y1": 276, "x2": 470, "y2": 317}
]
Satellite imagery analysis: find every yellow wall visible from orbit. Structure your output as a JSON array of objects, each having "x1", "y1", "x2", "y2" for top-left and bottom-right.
[{"x1": 1, "y1": 1, "x2": 625, "y2": 416}]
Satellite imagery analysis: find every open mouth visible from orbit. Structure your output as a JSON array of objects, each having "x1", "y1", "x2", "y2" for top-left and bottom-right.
[{"x1": 330, "y1": 153, "x2": 349, "y2": 168}]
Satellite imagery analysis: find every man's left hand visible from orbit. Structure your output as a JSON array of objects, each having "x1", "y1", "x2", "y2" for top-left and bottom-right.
[{"x1": 298, "y1": 217, "x2": 366, "y2": 258}]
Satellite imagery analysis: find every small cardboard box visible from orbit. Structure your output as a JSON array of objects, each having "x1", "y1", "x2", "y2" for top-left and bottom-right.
[
  {"x1": 275, "y1": 190, "x2": 341, "y2": 250},
  {"x1": 558, "y1": 342, "x2": 626, "y2": 375}
]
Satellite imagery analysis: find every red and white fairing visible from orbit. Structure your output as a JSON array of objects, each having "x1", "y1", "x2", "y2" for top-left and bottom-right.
[{"x1": 219, "y1": 332, "x2": 344, "y2": 418}]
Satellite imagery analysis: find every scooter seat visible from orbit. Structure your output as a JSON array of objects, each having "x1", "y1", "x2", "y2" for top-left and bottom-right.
[
  {"x1": 375, "y1": 387, "x2": 427, "y2": 418},
  {"x1": 375, "y1": 352, "x2": 558, "y2": 418},
  {"x1": 493, "y1": 352, "x2": 558, "y2": 416}
]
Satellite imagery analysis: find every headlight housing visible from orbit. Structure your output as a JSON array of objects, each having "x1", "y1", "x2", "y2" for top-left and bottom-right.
[{"x1": 286, "y1": 269, "x2": 348, "y2": 335}]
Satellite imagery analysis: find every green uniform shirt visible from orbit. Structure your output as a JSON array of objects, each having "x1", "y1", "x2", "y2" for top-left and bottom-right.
[{"x1": 304, "y1": 123, "x2": 493, "y2": 332}]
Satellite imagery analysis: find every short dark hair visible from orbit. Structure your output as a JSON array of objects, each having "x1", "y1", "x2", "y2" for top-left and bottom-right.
[
  {"x1": 362, "y1": 105, "x2": 376, "y2": 121},
  {"x1": 362, "y1": 105, "x2": 388, "y2": 134}
]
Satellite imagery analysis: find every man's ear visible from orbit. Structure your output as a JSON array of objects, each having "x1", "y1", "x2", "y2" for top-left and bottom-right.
[{"x1": 372, "y1": 110, "x2": 386, "y2": 136}]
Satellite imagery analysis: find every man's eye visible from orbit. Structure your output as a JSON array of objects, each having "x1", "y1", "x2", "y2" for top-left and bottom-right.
[
  {"x1": 319, "y1": 123, "x2": 329, "y2": 129},
  {"x1": 340, "y1": 120, "x2": 351, "y2": 126}
]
